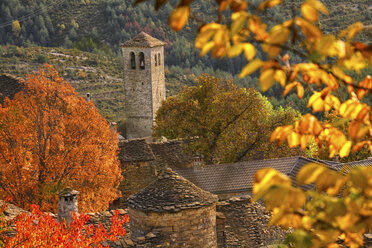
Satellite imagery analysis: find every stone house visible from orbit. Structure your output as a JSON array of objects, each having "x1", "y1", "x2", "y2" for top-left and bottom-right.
[{"x1": 114, "y1": 138, "x2": 194, "y2": 208}]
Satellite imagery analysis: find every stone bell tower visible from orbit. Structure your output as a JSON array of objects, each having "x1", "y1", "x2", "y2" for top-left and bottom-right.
[{"x1": 121, "y1": 32, "x2": 166, "y2": 139}]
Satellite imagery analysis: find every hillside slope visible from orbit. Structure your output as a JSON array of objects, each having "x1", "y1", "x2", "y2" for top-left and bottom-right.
[{"x1": 0, "y1": 46, "x2": 124, "y2": 121}]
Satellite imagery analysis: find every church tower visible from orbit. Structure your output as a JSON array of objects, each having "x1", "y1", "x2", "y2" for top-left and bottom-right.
[{"x1": 121, "y1": 32, "x2": 166, "y2": 139}]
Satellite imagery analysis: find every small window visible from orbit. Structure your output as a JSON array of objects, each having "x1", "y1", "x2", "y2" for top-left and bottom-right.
[
  {"x1": 158, "y1": 53, "x2": 161, "y2": 65},
  {"x1": 130, "y1": 52, "x2": 136, "y2": 69},
  {"x1": 155, "y1": 54, "x2": 157, "y2": 66},
  {"x1": 139, "y1": 52, "x2": 145, "y2": 70}
]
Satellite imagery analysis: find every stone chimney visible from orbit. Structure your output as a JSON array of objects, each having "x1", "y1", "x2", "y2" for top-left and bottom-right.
[
  {"x1": 192, "y1": 153, "x2": 204, "y2": 170},
  {"x1": 57, "y1": 188, "x2": 79, "y2": 225}
]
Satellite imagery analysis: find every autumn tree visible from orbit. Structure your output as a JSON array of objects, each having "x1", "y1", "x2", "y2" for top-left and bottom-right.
[
  {"x1": 4, "y1": 204, "x2": 128, "y2": 248},
  {"x1": 0, "y1": 65, "x2": 122, "y2": 213},
  {"x1": 154, "y1": 74, "x2": 307, "y2": 164}
]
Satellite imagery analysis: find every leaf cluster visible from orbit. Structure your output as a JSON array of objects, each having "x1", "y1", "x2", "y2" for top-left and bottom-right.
[
  {"x1": 254, "y1": 163, "x2": 372, "y2": 247},
  {"x1": 5, "y1": 204, "x2": 128, "y2": 247}
]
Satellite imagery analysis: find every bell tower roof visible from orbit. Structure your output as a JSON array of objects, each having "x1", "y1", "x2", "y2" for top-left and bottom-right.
[{"x1": 120, "y1": 32, "x2": 165, "y2": 48}]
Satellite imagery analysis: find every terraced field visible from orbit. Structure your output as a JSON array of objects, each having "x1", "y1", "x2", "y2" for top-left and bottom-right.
[{"x1": 0, "y1": 46, "x2": 125, "y2": 122}]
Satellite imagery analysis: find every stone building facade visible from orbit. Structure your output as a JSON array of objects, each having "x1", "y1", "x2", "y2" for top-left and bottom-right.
[
  {"x1": 121, "y1": 32, "x2": 166, "y2": 139},
  {"x1": 127, "y1": 169, "x2": 218, "y2": 247}
]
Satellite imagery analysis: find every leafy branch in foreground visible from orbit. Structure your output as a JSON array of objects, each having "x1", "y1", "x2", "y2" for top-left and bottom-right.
[
  {"x1": 254, "y1": 163, "x2": 372, "y2": 248},
  {"x1": 137, "y1": 0, "x2": 371, "y2": 159}
]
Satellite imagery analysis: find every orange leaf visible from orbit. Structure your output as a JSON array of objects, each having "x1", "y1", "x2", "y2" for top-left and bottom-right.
[
  {"x1": 257, "y1": 0, "x2": 282, "y2": 11},
  {"x1": 169, "y1": 6, "x2": 190, "y2": 31},
  {"x1": 301, "y1": 2, "x2": 318, "y2": 22},
  {"x1": 297, "y1": 83, "x2": 304, "y2": 99},
  {"x1": 283, "y1": 82, "x2": 297, "y2": 96}
]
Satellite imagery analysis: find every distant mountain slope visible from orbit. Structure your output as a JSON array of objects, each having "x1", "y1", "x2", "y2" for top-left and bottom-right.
[{"x1": 0, "y1": 0, "x2": 370, "y2": 71}]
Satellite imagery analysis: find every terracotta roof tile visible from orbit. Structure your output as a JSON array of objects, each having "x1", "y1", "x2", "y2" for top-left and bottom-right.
[
  {"x1": 127, "y1": 169, "x2": 218, "y2": 213},
  {"x1": 120, "y1": 32, "x2": 165, "y2": 48}
]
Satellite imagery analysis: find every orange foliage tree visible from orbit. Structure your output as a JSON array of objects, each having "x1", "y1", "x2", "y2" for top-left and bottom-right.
[
  {"x1": 4, "y1": 204, "x2": 128, "y2": 248},
  {"x1": 0, "y1": 65, "x2": 122, "y2": 213}
]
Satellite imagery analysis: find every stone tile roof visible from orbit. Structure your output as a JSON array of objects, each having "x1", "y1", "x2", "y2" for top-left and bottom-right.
[
  {"x1": 119, "y1": 139, "x2": 155, "y2": 162},
  {"x1": 149, "y1": 140, "x2": 193, "y2": 168},
  {"x1": 120, "y1": 32, "x2": 165, "y2": 48},
  {"x1": 127, "y1": 169, "x2": 218, "y2": 213},
  {"x1": 0, "y1": 73, "x2": 23, "y2": 104},
  {"x1": 334, "y1": 157, "x2": 372, "y2": 173},
  {"x1": 118, "y1": 138, "x2": 194, "y2": 168},
  {"x1": 174, "y1": 156, "x2": 333, "y2": 194}
]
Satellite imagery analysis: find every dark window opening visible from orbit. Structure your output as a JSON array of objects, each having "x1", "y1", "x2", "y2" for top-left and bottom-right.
[
  {"x1": 155, "y1": 54, "x2": 157, "y2": 66},
  {"x1": 130, "y1": 52, "x2": 136, "y2": 69},
  {"x1": 139, "y1": 52, "x2": 145, "y2": 70},
  {"x1": 158, "y1": 53, "x2": 161, "y2": 65}
]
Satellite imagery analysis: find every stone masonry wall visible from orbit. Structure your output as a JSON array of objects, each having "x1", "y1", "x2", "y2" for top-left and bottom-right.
[
  {"x1": 123, "y1": 46, "x2": 153, "y2": 138},
  {"x1": 122, "y1": 45, "x2": 165, "y2": 139},
  {"x1": 217, "y1": 195, "x2": 287, "y2": 247},
  {"x1": 150, "y1": 45, "x2": 165, "y2": 117},
  {"x1": 117, "y1": 161, "x2": 158, "y2": 208},
  {"x1": 129, "y1": 204, "x2": 217, "y2": 248}
]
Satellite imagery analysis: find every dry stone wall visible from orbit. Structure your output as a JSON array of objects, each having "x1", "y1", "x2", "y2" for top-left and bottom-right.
[
  {"x1": 216, "y1": 195, "x2": 287, "y2": 248},
  {"x1": 129, "y1": 204, "x2": 217, "y2": 248}
]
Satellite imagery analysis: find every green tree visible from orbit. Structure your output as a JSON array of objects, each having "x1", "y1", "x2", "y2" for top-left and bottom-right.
[{"x1": 154, "y1": 74, "x2": 306, "y2": 164}]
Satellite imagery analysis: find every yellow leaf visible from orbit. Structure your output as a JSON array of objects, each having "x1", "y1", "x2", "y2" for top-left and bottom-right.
[
  {"x1": 331, "y1": 66, "x2": 353, "y2": 84},
  {"x1": 339, "y1": 141, "x2": 352, "y2": 158},
  {"x1": 274, "y1": 70, "x2": 286, "y2": 86},
  {"x1": 243, "y1": 43, "x2": 256, "y2": 60},
  {"x1": 227, "y1": 43, "x2": 243, "y2": 58},
  {"x1": 287, "y1": 132, "x2": 300, "y2": 147},
  {"x1": 200, "y1": 41, "x2": 215, "y2": 56},
  {"x1": 169, "y1": 6, "x2": 190, "y2": 31},
  {"x1": 270, "y1": 125, "x2": 293, "y2": 145},
  {"x1": 297, "y1": 163, "x2": 327, "y2": 185},
  {"x1": 301, "y1": 2, "x2": 318, "y2": 22},
  {"x1": 295, "y1": 17, "x2": 322, "y2": 39},
  {"x1": 339, "y1": 22, "x2": 364, "y2": 41},
  {"x1": 253, "y1": 168, "x2": 291, "y2": 201},
  {"x1": 297, "y1": 83, "x2": 304, "y2": 99},
  {"x1": 262, "y1": 25, "x2": 290, "y2": 58},
  {"x1": 257, "y1": 0, "x2": 282, "y2": 11},
  {"x1": 239, "y1": 58, "x2": 263, "y2": 78},
  {"x1": 231, "y1": 12, "x2": 248, "y2": 35},
  {"x1": 283, "y1": 82, "x2": 297, "y2": 96},
  {"x1": 307, "y1": 92, "x2": 324, "y2": 112},
  {"x1": 259, "y1": 68, "x2": 275, "y2": 91},
  {"x1": 195, "y1": 29, "x2": 215, "y2": 49}
]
